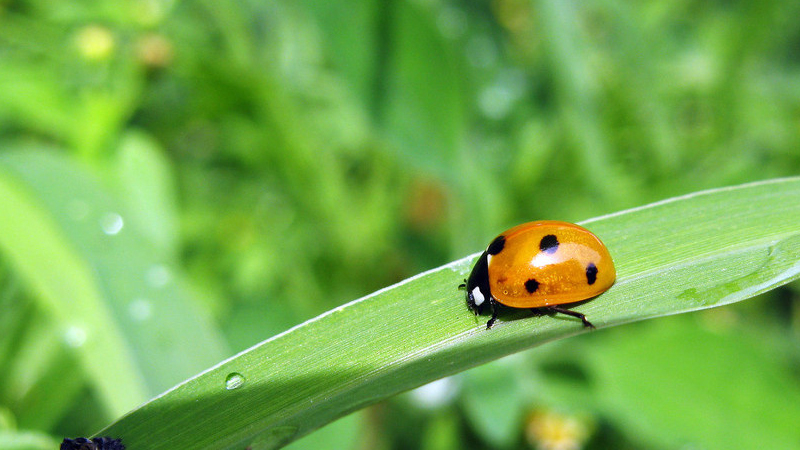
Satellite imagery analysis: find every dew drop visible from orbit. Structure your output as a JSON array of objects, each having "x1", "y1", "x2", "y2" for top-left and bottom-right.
[
  {"x1": 100, "y1": 212, "x2": 124, "y2": 235},
  {"x1": 145, "y1": 264, "x2": 171, "y2": 288},
  {"x1": 64, "y1": 326, "x2": 87, "y2": 347},
  {"x1": 225, "y1": 372, "x2": 246, "y2": 390},
  {"x1": 129, "y1": 298, "x2": 153, "y2": 321}
]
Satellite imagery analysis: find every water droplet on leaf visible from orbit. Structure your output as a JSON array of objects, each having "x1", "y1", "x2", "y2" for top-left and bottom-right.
[
  {"x1": 100, "y1": 212, "x2": 124, "y2": 235},
  {"x1": 225, "y1": 372, "x2": 246, "y2": 390}
]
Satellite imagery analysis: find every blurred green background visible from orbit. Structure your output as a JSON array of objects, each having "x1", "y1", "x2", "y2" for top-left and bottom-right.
[{"x1": 1, "y1": 0, "x2": 800, "y2": 449}]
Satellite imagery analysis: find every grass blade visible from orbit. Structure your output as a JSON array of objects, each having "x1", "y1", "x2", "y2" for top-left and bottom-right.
[{"x1": 101, "y1": 177, "x2": 800, "y2": 449}]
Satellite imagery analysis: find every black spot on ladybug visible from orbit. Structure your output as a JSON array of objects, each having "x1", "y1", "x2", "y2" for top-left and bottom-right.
[
  {"x1": 487, "y1": 235, "x2": 506, "y2": 255},
  {"x1": 586, "y1": 263, "x2": 598, "y2": 285},
  {"x1": 525, "y1": 278, "x2": 540, "y2": 293},
  {"x1": 60, "y1": 437, "x2": 125, "y2": 450},
  {"x1": 539, "y1": 234, "x2": 559, "y2": 254}
]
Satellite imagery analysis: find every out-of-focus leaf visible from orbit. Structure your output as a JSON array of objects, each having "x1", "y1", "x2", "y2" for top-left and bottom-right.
[
  {"x1": 0, "y1": 152, "x2": 147, "y2": 417},
  {"x1": 460, "y1": 357, "x2": 527, "y2": 448},
  {"x1": 382, "y1": 1, "x2": 469, "y2": 171},
  {"x1": 0, "y1": 148, "x2": 229, "y2": 413},
  {"x1": 283, "y1": 412, "x2": 362, "y2": 450},
  {"x1": 0, "y1": 430, "x2": 59, "y2": 450},
  {"x1": 588, "y1": 317, "x2": 800, "y2": 449},
  {"x1": 113, "y1": 130, "x2": 179, "y2": 257}
]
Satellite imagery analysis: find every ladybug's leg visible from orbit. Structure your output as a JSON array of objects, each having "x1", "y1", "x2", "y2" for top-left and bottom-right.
[
  {"x1": 546, "y1": 305, "x2": 595, "y2": 329},
  {"x1": 485, "y1": 298, "x2": 498, "y2": 329}
]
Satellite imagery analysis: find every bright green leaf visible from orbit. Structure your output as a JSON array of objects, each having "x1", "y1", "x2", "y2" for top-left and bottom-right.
[{"x1": 100, "y1": 177, "x2": 800, "y2": 449}]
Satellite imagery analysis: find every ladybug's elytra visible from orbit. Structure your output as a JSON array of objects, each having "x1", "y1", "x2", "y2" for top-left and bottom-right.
[{"x1": 462, "y1": 221, "x2": 615, "y2": 329}]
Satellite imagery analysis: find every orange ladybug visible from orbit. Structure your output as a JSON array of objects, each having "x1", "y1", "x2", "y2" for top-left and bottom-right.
[{"x1": 462, "y1": 221, "x2": 615, "y2": 329}]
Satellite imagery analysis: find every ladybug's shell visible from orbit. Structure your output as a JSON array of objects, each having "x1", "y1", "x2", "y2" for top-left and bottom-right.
[{"x1": 487, "y1": 221, "x2": 615, "y2": 308}]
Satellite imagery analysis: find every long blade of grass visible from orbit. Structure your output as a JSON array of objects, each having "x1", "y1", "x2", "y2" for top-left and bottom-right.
[{"x1": 101, "y1": 177, "x2": 800, "y2": 449}]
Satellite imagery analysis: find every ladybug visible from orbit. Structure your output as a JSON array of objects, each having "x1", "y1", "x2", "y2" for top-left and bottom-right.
[
  {"x1": 461, "y1": 221, "x2": 615, "y2": 329},
  {"x1": 60, "y1": 437, "x2": 125, "y2": 450}
]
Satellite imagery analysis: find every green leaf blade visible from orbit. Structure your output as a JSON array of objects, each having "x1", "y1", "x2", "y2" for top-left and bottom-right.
[{"x1": 101, "y1": 177, "x2": 800, "y2": 449}]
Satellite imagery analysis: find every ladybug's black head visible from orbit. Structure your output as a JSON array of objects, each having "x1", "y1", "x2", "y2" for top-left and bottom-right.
[{"x1": 464, "y1": 251, "x2": 491, "y2": 314}]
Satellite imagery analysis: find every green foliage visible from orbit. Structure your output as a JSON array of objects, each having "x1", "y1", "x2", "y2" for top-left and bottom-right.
[
  {"x1": 1, "y1": 0, "x2": 800, "y2": 449},
  {"x1": 97, "y1": 178, "x2": 800, "y2": 449},
  {"x1": 0, "y1": 149, "x2": 228, "y2": 430}
]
